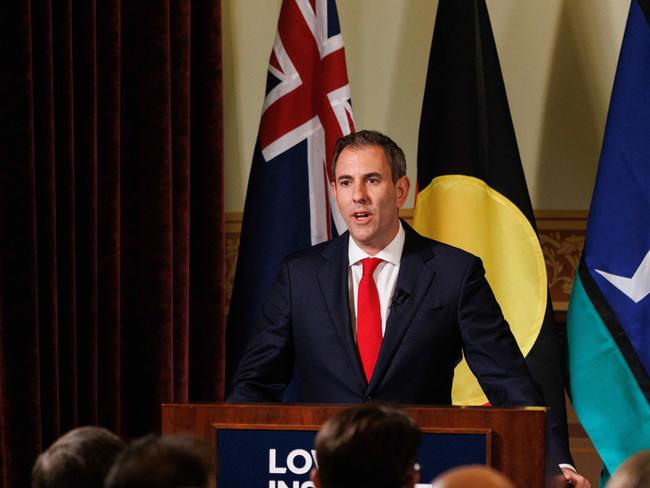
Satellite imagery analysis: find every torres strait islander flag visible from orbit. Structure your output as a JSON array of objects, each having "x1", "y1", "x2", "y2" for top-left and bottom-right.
[
  {"x1": 413, "y1": 0, "x2": 571, "y2": 462},
  {"x1": 226, "y1": 0, "x2": 354, "y2": 385},
  {"x1": 567, "y1": 0, "x2": 650, "y2": 481}
]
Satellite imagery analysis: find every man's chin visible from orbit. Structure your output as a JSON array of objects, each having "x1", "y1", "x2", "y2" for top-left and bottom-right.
[
  {"x1": 349, "y1": 232, "x2": 379, "y2": 251},
  {"x1": 349, "y1": 230, "x2": 373, "y2": 244}
]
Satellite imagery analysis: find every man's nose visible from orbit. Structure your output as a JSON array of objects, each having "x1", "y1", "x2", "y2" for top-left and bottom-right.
[{"x1": 352, "y1": 182, "x2": 367, "y2": 202}]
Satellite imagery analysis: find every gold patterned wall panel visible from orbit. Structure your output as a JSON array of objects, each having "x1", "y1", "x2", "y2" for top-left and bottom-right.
[
  {"x1": 536, "y1": 211, "x2": 587, "y2": 312},
  {"x1": 225, "y1": 213, "x2": 243, "y2": 317}
]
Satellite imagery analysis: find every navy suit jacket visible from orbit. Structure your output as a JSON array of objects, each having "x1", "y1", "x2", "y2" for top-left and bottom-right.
[
  {"x1": 228, "y1": 223, "x2": 545, "y2": 407},
  {"x1": 227, "y1": 223, "x2": 573, "y2": 469}
]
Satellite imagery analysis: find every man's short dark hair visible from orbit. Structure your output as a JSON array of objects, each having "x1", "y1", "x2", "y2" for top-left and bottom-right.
[
  {"x1": 105, "y1": 434, "x2": 211, "y2": 488},
  {"x1": 332, "y1": 130, "x2": 407, "y2": 182},
  {"x1": 31, "y1": 426, "x2": 125, "y2": 488},
  {"x1": 315, "y1": 404, "x2": 421, "y2": 488}
]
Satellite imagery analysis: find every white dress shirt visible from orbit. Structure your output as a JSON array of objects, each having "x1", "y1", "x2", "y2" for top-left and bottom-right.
[{"x1": 347, "y1": 222, "x2": 405, "y2": 340}]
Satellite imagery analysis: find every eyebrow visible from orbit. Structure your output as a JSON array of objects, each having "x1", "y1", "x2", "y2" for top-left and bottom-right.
[{"x1": 336, "y1": 172, "x2": 383, "y2": 182}]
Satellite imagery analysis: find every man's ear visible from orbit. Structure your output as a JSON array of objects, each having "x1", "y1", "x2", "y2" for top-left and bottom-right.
[
  {"x1": 311, "y1": 468, "x2": 322, "y2": 488},
  {"x1": 395, "y1": 175, "x2": 410, "y2": 209}
]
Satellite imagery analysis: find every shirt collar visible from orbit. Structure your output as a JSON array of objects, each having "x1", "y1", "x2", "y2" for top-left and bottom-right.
[{"x1": 348, "y1": 222, "x2": 405, "y2": 267}]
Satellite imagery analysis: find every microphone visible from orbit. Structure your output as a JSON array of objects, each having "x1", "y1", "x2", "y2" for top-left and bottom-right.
[{"x1": 391, "y1": 289, "x2": 410, "y2": 306}]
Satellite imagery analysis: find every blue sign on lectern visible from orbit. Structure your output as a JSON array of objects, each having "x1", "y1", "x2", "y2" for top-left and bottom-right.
[{"x1": 216, "y1": 427, "x2": 489, "y2": 487}]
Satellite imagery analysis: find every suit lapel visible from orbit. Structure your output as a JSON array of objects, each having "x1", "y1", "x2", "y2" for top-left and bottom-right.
[
  {"x1": 368, "y1": 225, "x2": 436, "y2": 392},
  {"x1": 317, "y1": 233, "x2": 367, "y2": 389}
]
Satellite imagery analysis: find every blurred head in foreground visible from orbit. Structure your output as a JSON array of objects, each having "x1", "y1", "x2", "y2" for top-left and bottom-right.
[
  {"x1": 105, "y1": 434, "x2": 213, "y2": 488},
  {"x1": 606, "y1": 450, "x2": 650, "y2": 488},
  {"x1": 31, "y1": 426, "x2": 125, "y2": 488},
  {"x1": 431, "y1": 465, "x2": 516, "y2": 488},
  {"x1": 311, "y1": 404, "x2": 421, "y2": 488}
]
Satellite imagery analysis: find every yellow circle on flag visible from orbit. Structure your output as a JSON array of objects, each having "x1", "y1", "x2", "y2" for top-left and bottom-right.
[{"x1": 413, "y1": 175, "x2": 547, "y2": 405}]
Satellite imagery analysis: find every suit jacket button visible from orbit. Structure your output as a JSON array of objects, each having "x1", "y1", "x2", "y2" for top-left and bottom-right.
[{"x1": 365, "y1": 396, "x2": 373, "y2": 403}]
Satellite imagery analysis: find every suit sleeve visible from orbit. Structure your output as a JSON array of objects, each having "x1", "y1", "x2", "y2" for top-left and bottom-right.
[
  {"x1": 457, "y1": 258, "x2": 574, "y2": 469},
  {"x1": 226, "y1": 260, "x2": 294, "y2": 402},
  {"x1": 457, "y1": 257, "x2": 545, "y2": 407}
]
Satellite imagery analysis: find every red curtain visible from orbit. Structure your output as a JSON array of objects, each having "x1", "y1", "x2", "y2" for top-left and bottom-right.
[{"x1": 0, "y1": 1, "x2": 224, "y2": 485}]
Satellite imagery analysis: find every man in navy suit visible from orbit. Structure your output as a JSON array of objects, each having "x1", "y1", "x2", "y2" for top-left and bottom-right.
[{"x1": 228, "y1": 130, "x2": 588, "y2": 488}]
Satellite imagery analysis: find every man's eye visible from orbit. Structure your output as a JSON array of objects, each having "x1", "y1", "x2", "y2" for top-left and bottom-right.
[
  {"x1": 367, "y1": 177, "x2": 380, "y2": 184},
  {"x1": 339, "y1": 180, "x2": 351, "y2": 187}
]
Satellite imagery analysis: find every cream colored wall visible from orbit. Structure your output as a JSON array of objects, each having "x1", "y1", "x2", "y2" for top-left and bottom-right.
[{"x1": 223, "y1": 0, "x2": 628, "y2": 212}]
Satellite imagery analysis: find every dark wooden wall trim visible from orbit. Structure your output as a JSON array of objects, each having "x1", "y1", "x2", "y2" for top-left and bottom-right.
[{"x1": 225, "y1": 209, "x2": 588, "y2": 316}]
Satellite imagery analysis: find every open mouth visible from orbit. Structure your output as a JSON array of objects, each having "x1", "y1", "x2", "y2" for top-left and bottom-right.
[{"x1": 352, "y1": 211, "x2": 372, "y2": 222}]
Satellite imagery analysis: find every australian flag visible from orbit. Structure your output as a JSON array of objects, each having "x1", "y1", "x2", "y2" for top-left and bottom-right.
[{"x1": 226, "y1": 0, "x2": 355, "y2": 386}]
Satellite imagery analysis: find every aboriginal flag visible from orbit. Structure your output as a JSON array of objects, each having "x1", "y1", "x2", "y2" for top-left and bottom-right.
[{"x1": 413, "y1": 0, "x2": 572, "y2": 466}]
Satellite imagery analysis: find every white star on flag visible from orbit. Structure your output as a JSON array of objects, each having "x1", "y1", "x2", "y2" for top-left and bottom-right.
[{"x1": 595, "y1": 250, "x2": 650, "y2": 303}]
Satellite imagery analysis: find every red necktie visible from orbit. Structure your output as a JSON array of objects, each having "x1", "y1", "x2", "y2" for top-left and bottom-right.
[{"x1": 357, "y1": 257, "x2": 383, "y2": 382}]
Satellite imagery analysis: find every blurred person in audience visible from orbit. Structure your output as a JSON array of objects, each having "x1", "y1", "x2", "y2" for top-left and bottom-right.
[
  {"x1": 607, "y1": 450, "x2": 650, "y2": 488},
  {"x1": 105, "y1": 434, "x2": 214, "y2": 488},
  {"x1": 310, "y1": 403, "x2": 421, "y2": 488},
  {"x1": 430, "y1": 465, "x2": 516, "y2": 488},
  {"x1": 31, "y1": 426, "x2": 125, "y2": 488}
]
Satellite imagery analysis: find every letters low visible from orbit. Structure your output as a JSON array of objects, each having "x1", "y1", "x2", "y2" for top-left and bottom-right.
[{"x1": 268, "y1": 448, "x2": 318, "y2": 475}]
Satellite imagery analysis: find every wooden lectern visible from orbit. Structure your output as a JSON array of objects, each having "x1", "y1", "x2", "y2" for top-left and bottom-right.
[{"x1": 162, "y1": 403, "x2": 550, "y2": 487}]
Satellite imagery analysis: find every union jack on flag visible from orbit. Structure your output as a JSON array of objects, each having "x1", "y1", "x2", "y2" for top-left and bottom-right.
[{"x1": 226, "y1": 0, "x2": 355, "y2": 385}]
